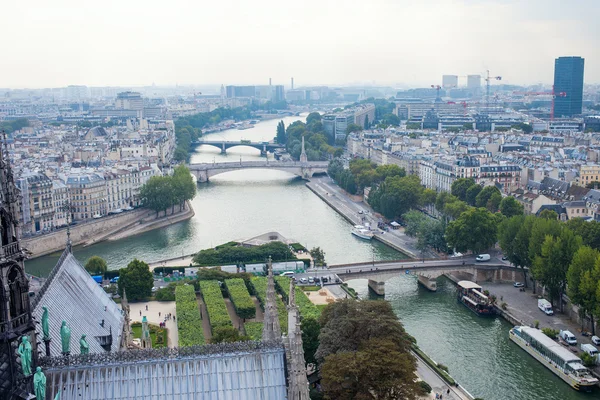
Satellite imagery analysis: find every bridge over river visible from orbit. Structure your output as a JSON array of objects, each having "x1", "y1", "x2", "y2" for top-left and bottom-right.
[
  {"x1": 188, "y1": 161, "x2": 328, "y2": 182},
  {"x1": 329, "y1": 256, "x2": 522, "y2": 294},
  {"x1": 193, "y1": 140, "x2": 285, "y2": 155}
]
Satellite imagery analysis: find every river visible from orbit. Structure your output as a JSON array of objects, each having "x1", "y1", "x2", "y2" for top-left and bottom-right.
[{"x1": 25, "y1": 115, "x2": 593, "y2": 400}]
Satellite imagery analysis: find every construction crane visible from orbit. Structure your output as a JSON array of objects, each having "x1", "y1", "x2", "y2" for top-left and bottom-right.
[
  {"x1": 431, "y1": 85, "x2": 442, "y2": 102},
  {"x1": 484, "y1": 70, "x2": 502, "y2": 112},
  {"x1": 512, "y1": 86, "x2": 566, "y2": 120}
]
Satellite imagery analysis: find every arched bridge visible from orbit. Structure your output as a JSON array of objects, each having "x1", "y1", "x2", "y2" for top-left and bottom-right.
[
  {"x1": 330, "y1": 257, "x2": 523, "y2": 295},
  {"x1": 188, "y1": 161, "x2": 328, "y2": 182},
  {"x1": 193, "y1": 140, "x2": 285, "y2": 155}
]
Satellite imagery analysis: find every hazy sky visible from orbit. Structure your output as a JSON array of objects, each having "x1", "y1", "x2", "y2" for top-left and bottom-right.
[{"x1": 1, "y1": 0, "x2": 598, "y2": 89}]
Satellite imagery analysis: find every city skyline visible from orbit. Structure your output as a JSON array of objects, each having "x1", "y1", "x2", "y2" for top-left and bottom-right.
[{"x1": 1, "y1": 0, "x2": 599, "y2": 89}]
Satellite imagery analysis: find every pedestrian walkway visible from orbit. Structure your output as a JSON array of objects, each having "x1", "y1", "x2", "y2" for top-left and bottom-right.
[
  {"x1": 128, "y1": 300, "x2": 178, "y2": 347},
  {"x1": 415, "y1": 357, "x2": 472, "y2": 400}
]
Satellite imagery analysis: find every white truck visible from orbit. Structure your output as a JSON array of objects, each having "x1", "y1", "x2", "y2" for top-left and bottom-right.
[
  {"x1": 476, "y1": 254, "x2": 491, "y2": 262},
  {"x1": 537, "y1": 299, "x2": 554, "y2": 315},
  {"x1": 559, "y1": 330, "x2": 577, "y2": 346},
  {"x1": 580, "y1": 343, "x2": 599, "y2": 364}
]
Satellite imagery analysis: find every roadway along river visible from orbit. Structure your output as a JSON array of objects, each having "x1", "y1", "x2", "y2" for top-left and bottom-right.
[{"x1": 26, "y1": 115, "x2": 592, "y2": 400}]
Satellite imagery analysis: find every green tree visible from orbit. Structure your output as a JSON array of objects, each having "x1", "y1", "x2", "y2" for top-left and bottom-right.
[
  {"x1": 499, "y1": 215, "x2": 533, "y2": 287},
  {"x1": 381, "y1": 113, "x2": 400, "y2": 127},
  {"x1": 499, "y1": 196, "x2": 524, "y2": 218},
  {"x1": 276, "y1": 120, "x2": 287, "y2": 144},
  {"x1": 306, "y1": 112, "x2": 322, "y2": 125},
  {"x1": 345, "y1": 123, "x2": 362, "y2": 134},
  {"x1": 566, "y1": 219, "x2": 600, "y2": 250},
  {"x1": 567, "y1": 246, "x2": 600, "y2": 334},
  {"x1": 538, "y1": 209, "x2": 558, "y2": 220},
  {"x1": 421, "y1": 189, "x2": 437, "y2": 211},
  {"x1": 451, "y1": 178, "x2": 475, "y2": 201},
  {"x1": 443, "y1": 198, "x2": 470, "y2": 220},
  {"x1": 172, "y1": 165, "x2": 196, "y2": 211},
  {"x1": 321, "y1": 338, "x2": 420, "y2": 400},
  {"x1": 403, "y1": 210, "x2": 426, "y2": 237},
  {"x1": 375, "y1": 164, "x2": 405, "y2": 181},
  {"x1": 368, "y1": 175, "x2": 423, "y2": 220},
  {"x1": 118, "y1": 258, "x2": 154, "y2": 301},
  {"x1": 532, "y1": 229, "x2": 581, "y2": 310},
  {"x1": 84, "y1": 256, "x2": 108, "y2": 275},
  {"x1": 446, "y1": 208, "x2": 498, "y2": 254},
  {"x1": 465, "y1": 184, "x2": 482, "y2": 206},
  {"x1": 475, "y1": 186, "x2": 501, "y2": 209},
  {"x1": 301, "y1": 317, "x2": 320, "y2": 367},
  {"x1": 139, "y1": 175, "x2": 173, "y2": 216},
  {"x1": 310, "y1": 247, "x2": 327, "y2": 267},
  {"x1": 487, "y1": 191, "x2": 502, "y2": 212},
  {"x1": 211, "y1": 326, "x2": 250, "y2": 344}
]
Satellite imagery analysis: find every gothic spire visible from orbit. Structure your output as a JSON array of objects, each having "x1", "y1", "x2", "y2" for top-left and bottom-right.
[
  {"x1": 262, "y1": 256, "x2": 281, "y2": 341},
  {"x1": 299, "y1": 135, "x2": 308, "y2": 163},
  {"x1": 285, "y1": 278, "x2": 310, "y2": 400}
]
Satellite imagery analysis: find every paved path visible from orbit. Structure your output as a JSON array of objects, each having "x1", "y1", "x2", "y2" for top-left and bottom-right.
[
  {"x1": 129, "y1": 301, "x2": 178, "y2": 347},
  {"x1": 415, "y1": 357, "x2": 472, "y2": 400}
]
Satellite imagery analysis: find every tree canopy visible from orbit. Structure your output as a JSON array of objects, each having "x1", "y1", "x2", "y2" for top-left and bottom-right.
[
  {"x1": 84, "y1": 256, "x2": 108, "y2": 275},
  {"x1": 445, "y1": 208, "x2": 498, "y2": 254},
  {"x1": 317, "y1": 300, "x2": 419, "y2": 400},
  {"x1": 368, "y1": 175, "x2": 423, "y2": 220},
  {"x1": 139, "y1": 165, "x2": 196, "y2": 215},
  {"x1": 118, "y1": 258, "x2": 154, "y2": 301},
  {"x1": 499, "y1": 196, "x2": 524, "y2": 218},
  {"x1": 193, "y1": 241, "x2": 296, "y2": 266}
]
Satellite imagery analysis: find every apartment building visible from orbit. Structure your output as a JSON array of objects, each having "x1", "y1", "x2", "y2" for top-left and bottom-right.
[
  {"x1": 576, "y1": 165, "x2": 600, "y2": 187},
  {"x1": 17, "y1": 173, "x2": 54, "y2": 234},
  {"x1": 52, "y1": 180, "x2": 69, "y2": 228},
  {"x1": 62, "y1": 172, "x2": 107, "y2": 221}
]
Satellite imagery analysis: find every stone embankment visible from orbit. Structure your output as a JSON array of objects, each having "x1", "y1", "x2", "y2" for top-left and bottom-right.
[{"x1": 23, "y1": 202, "x2": 195, "y2": 258}]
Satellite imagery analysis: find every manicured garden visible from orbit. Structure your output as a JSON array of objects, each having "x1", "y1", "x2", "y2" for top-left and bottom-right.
[
  {"x1": 274, "y1": 276, "x2": 321, "y2": 320},
  {"x1": 243, "y1": 321, "x2": 263, "y2": 340},
  {"x1": 131, "y1": 322, "x2": 168, "y2": 348},
  {"x1": 198, "y1": 280, "x2": 232, "y2": 332},
  {"x1": 224, "y1": 278, "x2": 256, "y2": 319},
  {"x1": 175, "y1": 285, "x2": 205, "y2": 346}
]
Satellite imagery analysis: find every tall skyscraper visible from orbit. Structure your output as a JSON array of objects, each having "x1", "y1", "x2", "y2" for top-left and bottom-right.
[{"x1": 553, "y1": 56, "x2": 585, "y2": 117}]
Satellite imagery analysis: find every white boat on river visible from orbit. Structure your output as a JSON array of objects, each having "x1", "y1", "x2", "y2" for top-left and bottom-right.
[{"x1": 351, "y1": 225, "x2": 374, "y2": 240}]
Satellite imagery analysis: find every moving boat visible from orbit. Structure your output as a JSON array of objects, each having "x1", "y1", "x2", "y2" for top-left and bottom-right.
[
  {"x1": 509, "y1": 326, "x2": 598, "y2": 391},
  {"x1": 456, "y1": 280, "x2": 495, "y2": 316},
  {"x1": 351, "y1": 225, "x2": 373, "y2": 240}
]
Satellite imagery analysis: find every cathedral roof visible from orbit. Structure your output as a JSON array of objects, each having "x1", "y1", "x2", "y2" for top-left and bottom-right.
[{"x1": 31, "y1": 248, "x2": 124, "y2": 355}]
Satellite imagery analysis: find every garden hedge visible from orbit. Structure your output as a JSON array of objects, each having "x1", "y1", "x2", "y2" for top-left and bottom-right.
[
  {"x1": 249, "y1": 277, "x2": 288, "y2": 334},
  {"x1": 199, "y1": 280, "x2": 232, "y2": 332},
  {"x1": 175, "y1": 285, "x2": 205, "y2": 346},
  {"x1": 244, "y1": 322, "x2": 263, "y2": 341},
  {"x1": 224, "y1": 278, "x2": 256, "y2": 320}
]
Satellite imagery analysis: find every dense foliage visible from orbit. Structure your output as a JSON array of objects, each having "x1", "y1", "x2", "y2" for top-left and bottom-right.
[
  {"x1": 210, "y1": 326, "x2": 250, "y2": 344},
  {"x1": 328, "y1": 158, "x2": 406, "y2": 195},
  {"x1": 446, "y1": 207, "x2": 499, "y2": 254},
  {"x1": 317, "y1": 300, "x2": 419, "y2": 400},
  {"x1": 248, "y1": 277, "x2": 287, "y2": 333},
  {"x1": 139, "y1": 165, "x2": 196, "y2": 216},
  {"x1": 402, "y1": 210, "x2": 447, "y2": 253},
  {"x1": 193, "y1": 241, "x2": 295, "y2": 266},
  {"x1": 118, "y1": 258, "x2": 154, "y2": 301},
  {"x1": 224, "y1": 278, "x2": 256, "y2": 319},
  {"x1": 243, "y1": 321, "x2": 263, "y2": 340},
  {"x1": 175, "y1": 285, "x2": 205, "y2": 346},
  {"x1": 84, "y1": 256, "x2": 107, "y2": 275},
  {"x1": 368, "y1": 175, "x2": 423, "y2": 220},
  {"x1": 283, "y1": 114, "x2": 343, "y2": 159},
  {"x1": 198, "y1": 280, "x2": 232, "y2": 332},
  {"x1": 0, "y1": 118, "x2": 29, "y2": 134}
]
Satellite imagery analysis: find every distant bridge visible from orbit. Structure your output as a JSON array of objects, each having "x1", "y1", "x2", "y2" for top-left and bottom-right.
[
  {"x1": 193, "y1": 140, "x2": 285, "y2": 155},
  {"x1": 330, "y1": 257, "x2": 522, "y2": 294},
  {"x1": 187, "y1": 161, "x2": 328, "y2": 182}
]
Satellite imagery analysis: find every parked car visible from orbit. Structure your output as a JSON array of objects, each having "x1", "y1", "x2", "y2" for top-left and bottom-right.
[
  {"x1": 152, "y1": 286, "x2": 158, "y2": 292},
  {"x1": 513, "y1": 282, "x2": 524, "y2": 288},
  {"x1": 307, "y1": 277, "x2": 315, "y2": 284},
  {"x1": 538, "y1": 299, "x2": 554, "y2": 315},
  {"x1": 592, "y1": 335, "x2": 600, "y2": 346},
  {"x1": 502, "y1": 255, "x2": 509, "y2": 261},
  {"x1": 110, "y1": 277, "x2": 119, "y2": 284},
  {"x1": 299, "y1": 278, "x2": 308, "y2": 284}
]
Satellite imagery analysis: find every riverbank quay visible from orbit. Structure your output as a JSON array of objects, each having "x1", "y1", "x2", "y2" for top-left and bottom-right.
[
  {"x1": 413, "y1": 351, "x2": 474, "y2": 400},
  {"x1": 306, "y1": 176, "x2": 432, "y2": 259},
  {"x1": 106, "y1": 201, "x2": 195, "y2": 242}
]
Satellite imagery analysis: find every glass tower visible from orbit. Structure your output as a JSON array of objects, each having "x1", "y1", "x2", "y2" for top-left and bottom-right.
[{"x1": 553, "y1": 56, "x2": 585, "y2": 117}]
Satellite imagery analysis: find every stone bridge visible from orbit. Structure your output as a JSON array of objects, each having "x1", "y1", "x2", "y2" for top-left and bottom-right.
[
  {"x1": 331, "y1": 260, "x2": 524, "y2": 295},
  {"x1": 193, "y1": 140, "x2": 285, "y2": 156},
  {"x1": 188, "y1": 161, "x2": 328, "y2": 183}
]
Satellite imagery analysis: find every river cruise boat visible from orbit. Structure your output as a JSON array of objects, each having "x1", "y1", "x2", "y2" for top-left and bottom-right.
[
  {"x1": 456, "y1": 280, "x2": 495, "y2": 316},
  {"x1": 351, "y1": 225, "x2": 373, "y2": 240},
  {"x1": 510, "y1": 326, "x2": 598, "y2": 391}
]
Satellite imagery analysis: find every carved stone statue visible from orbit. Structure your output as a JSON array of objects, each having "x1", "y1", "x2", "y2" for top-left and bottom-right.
[
  {"x1": 42, "y1": 306, "x2": 50, "y2": 341},
  {"x1": 16, "y1": 336, "x2": 32, "y2": 376},
  {"x1": 60, "y1": 321, "x2": 71, "y2": 354},
  {"x1": 33, "y1": 367, "x2": 46, "y2": 400},
  {"x1": 80, "y1": 334, "x2": 89, "y2": 355}
]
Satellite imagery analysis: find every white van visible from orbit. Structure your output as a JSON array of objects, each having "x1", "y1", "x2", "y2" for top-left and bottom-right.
[
  {"x1": 560, "y1": 330, "x2": 577, "y2": 346},
  {"x1": 280, "y1": 271, "x2": 294, "y2": 278},
  {"x1": 538, "y1": 299, "x2": 554, "y2": 315},
  {"x1": 476, "y1": 254, "x2": 491, "y2": 262},
  {"x1": 580, "y1": 344, "x2": 599, "y2": 363}
]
